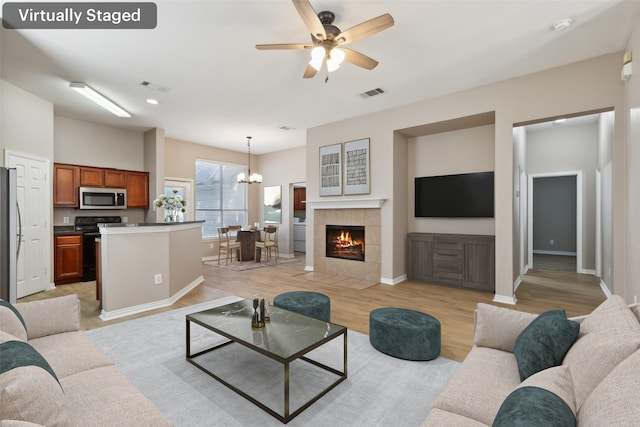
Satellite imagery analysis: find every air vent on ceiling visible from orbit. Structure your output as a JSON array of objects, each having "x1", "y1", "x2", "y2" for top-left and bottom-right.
[
  {"x1": 360, "y1": 88, "x2": 385, "y2": 98},
  {"x1": 140, "y1": 81, "x2": 170, "y2": 93}
]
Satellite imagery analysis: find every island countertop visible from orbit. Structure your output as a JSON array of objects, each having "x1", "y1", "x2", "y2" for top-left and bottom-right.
[{"x1": 99, "y1": 220, "x2": 204, "y2": 228}]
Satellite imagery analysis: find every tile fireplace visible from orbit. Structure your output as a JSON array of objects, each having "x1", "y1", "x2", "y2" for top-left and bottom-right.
[{"x1": 326, "y1": 225, "x2": 365, "y2": 262}]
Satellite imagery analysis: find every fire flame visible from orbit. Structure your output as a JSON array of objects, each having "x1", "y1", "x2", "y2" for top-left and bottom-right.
[{"x1": 333, "y1": 230, "x2": 363, "y2": 248}]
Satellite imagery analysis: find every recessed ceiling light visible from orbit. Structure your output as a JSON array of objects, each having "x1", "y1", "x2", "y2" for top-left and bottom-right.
[
  {"x1": 552, "y1": 18, "x2": 573, "y2": 32},
  {"x1": 146, "y1": 98, "x2": 159, "y2": 105}
]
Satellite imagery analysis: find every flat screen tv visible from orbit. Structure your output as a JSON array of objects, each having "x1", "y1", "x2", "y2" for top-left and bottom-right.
[{"x1": 415, "y1": 172, "x2": 494, "y2": 218}]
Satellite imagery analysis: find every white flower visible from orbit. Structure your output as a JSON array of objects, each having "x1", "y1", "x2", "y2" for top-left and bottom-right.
[{"x1": 153, "y1": 189, "x2": 187, "y2": 212}]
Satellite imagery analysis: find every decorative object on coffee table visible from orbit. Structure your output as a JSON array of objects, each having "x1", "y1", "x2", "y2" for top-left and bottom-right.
[
  {"x1": 369, "y1": 307, "x2": 441, "y2": 361},
  {"x1": 273, "y1": 291, "x2": 330, "y2": 322}
]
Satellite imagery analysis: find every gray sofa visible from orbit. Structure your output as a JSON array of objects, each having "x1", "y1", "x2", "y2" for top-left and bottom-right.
[
  {"x1": 423, "y1": 295, "x2": 640, "y2": 426},
  {"x1": 1, "y1": 294, "x2": 171, "y2": 427}
]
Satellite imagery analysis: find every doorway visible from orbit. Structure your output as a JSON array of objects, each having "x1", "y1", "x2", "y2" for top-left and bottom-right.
[{"x1": 5, "y1": 150, "x2": 50, "y2": 298}]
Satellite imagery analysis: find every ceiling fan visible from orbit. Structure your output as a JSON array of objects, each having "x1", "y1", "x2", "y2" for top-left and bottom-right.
[{"x1": 256, "y1": 0, "x2": 394, "y2": 79}]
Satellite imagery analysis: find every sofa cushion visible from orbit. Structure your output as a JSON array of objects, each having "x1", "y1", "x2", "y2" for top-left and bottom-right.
[
  {"x1": 432, "y1": 346, "x2": 521, "y2": 425},
  {"x1": 513, "y1": 310, "x2": 580, "y2": 381},
  {"x1": 0, "y1": 331, "x2": 68, "y2": 427},
  {"x1": 577, "y1": 349, "x2": 640, "y2": 426},
  {"x1": 15, "y1": 295, "x2": 80, "y2": 340},
  {"x1": 28, "y1": 331, "x2": 114, "y2": 379},
  {"x1": 516, "y1": 365, "x2": 576, "y2": 416},
  {"x1": 579, "y1": 295, "x2": 640, "y2": 334},
  {"x1": 492, "y1": 386, "x2": 576, "y2": 427},
  {"x1": 61, "y1": 365, "x2": 172, "y2": 427},
  {"x1": 474, "y1": 303, "x2": 537, "y2": 352},
  {"x1": 422, "y1": 408, "x2": 489, "y2": 427},
  {"x1": 0, "y1": 300, "x2": 28, "y2": 341},
  {"x1": 563, "y1": 328, "x2": 640, "y2": 410}
]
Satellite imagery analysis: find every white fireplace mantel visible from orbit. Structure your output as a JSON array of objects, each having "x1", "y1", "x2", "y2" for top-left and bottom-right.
[{"x1": 306, "y1": 198, "x2": 386, "y2": 210}]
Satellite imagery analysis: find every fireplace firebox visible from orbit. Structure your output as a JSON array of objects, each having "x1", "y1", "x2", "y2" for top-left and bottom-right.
[{"x1": 326, "y1": 225, "x2": 365, "y2": 262}]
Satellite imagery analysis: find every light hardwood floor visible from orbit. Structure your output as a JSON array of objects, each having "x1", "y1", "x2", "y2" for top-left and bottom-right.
[{"x1": 20, "y1": 255, "x2": 606, "y2": 363}]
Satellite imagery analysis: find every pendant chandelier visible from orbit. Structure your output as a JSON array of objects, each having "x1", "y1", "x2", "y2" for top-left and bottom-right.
[{"x1": 237, "y1": 136, "x2": 262, "y2": 184}]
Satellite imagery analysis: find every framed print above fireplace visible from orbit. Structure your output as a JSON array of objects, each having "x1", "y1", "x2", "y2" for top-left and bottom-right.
[
  {"x1": 319, "y1": 143, "x2": 342, "y2": 196},
  {"x1": 343, "y1": 138, "x2": 370, "y2": 195}
]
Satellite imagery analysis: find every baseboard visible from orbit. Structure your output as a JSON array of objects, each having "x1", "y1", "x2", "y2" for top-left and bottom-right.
[
  {"x1": 100, "y1": 275, "x2": 204, "y2": 321},
  {"x1": 202, "y1": 255, "x2": 217, "y2": 262},
  {"x1": 599, "y1": 279, "x2": 612, "y2": 298},
  {"x1": 533, "y1": 250, "x2": 577, "y2": 256},
  {"x1": 514, "y1": 275, "x2": 522, "y2": 292},
  {"x1": 523, "y1": 264, "x2": 529, "y2": 274},
  {"x1": 304, "y1": 265, "x2": 314, "y2": 272},
  {"x1": 581, "y1": 269, "x2": 597, "y2": 275},
  {"x1": 493, "y1": 294, "x2": 517, "y2": 305},
  {"x1": 380, "y1": 274, "x2": 406, "y2": 286}
]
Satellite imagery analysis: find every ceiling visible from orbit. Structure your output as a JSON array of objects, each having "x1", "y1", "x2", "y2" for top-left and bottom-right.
[{"x1": 1, "y1": 1, "x2": 638, "y2": 154}]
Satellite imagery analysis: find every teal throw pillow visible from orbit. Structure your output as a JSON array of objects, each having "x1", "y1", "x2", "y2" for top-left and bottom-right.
[
  {"x1": 513, "y1": 309, "x2": 580, "y2": 381},
  {"x1": 493, "y1": 386, "x2": 576, "y2": 427}
]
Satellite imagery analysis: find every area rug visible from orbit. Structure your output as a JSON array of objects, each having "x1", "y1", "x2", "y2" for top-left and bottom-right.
[
  {"x1": 205, "y1": 256, "x2": 299, "y2": 271},
  {"x1": 85, "y1": 296, "x2": 459, "y2": 427}
]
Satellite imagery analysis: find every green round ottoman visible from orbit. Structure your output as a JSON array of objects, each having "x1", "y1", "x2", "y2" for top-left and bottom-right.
[
  {"x1": 369, "y1": 307, "x2": 441, "y2": 361},
  {"x1": 273, "y1": 291, "x2": 331, "y2": 322}
]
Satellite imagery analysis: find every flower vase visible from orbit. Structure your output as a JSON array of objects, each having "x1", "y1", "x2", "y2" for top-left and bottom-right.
[{"x1": 164, "y1": 209, "x2": 178, "y2": 223}]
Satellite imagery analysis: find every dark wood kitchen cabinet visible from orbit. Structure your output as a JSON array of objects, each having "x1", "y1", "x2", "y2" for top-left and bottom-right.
[
  {"x1": 54, "y1": 234, "x2": 83, "y2": 285},
  {"x1": 126, "y1": 171, "x2": 149, "y2": 208},
  {"x1": 53, "y1": 163, "x2": 79, "y2": 207},
  {"x1": 407, "y1": 233, "x2": 495, "y2": 292},
  {"x1": 293, "y1": 187, "x2": 306, "y2": 210},
  {"x1": 79, "y1": 166, "x2": 104, "y2": 187}
]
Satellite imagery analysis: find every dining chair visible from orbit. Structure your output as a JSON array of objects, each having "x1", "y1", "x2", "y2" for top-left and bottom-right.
[
  {"x1": 255, "y1": 226, "x2": 279, "y2": 264},
  {"x1": 217, "y1": 227, "x2": 242, "y2": 265}
]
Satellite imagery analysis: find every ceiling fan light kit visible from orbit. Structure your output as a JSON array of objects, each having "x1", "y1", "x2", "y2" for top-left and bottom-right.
[{"x1": 256, "y1": 0, "x2": 394, "y2": 79}]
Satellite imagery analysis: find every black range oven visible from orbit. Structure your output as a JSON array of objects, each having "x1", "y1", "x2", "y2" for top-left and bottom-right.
[{"x1": 74, "y1": 216, "x2": 121, "y2": 281}]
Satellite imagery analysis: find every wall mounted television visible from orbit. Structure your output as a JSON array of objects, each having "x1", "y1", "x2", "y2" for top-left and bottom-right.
[{"x1": 415, "y1": 171, "x2": 494, "y2": 218}]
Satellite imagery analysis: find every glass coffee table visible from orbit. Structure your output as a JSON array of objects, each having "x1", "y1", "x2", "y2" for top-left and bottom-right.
[{"x1": 186, "y1": 299, "x2": 347, "y2": 423}]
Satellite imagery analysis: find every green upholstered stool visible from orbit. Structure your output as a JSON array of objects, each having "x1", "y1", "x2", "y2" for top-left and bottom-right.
[
  {"x1": 369, "y1": 307, "x2": 441, "y2": 361},
  {"x1": 273, "y1": 291, "x2": 331, "y2": 322}
]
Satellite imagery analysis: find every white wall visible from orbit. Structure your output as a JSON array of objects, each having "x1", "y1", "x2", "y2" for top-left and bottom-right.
[{"x1": 598, "y1": 111, "x2": 615, "y2": 292}]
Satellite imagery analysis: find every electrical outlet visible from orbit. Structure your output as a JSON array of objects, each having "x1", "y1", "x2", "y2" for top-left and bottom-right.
[
  {"x1": 123, "y1": 216, "x2": 128, "y2": 223},
  {"x1": 63, "y1": 217, "x2": 69, "y2": 224},
  {"x1": 154, "y1": 274, "x2": 162, "y2": 285},
  {"x1": 209, "y1": 243, "x2": 214, "y2": 249},
  {"x1": 549, "y1": 239, "x2": 554, "y2": 245},
  {"x1": 635, "y1": 295, "x2": 638, "y2": 304}
]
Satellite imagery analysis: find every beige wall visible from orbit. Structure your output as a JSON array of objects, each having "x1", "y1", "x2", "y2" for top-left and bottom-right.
[
  {"x1": 306, "y1": 53, "x2": 625, "y2": 302},
  {"x1": 408, "y1": 124, "x2": 496, "y2": 236},
  {"x1": 259, "y1": 145, "x2": 306, "y2": 256},
  {"x1": 624, "y1": 18, "x2": 640, "y2": 303}
]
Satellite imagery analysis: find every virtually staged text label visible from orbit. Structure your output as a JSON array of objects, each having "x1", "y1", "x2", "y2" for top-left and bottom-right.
[{"x1": 2, "y1": 2, "x2": 157, "y2": 29}]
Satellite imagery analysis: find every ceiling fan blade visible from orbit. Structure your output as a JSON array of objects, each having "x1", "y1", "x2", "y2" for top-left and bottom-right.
[
  {"x1": 337, "y1": 13, "x2": 394, "y2": 45},
  {"x1": 303, "y1": 64, "x2": 318, "y2": 79},
  {"x1": 292, "y1": 0, "x2": 326, "y2": 39},
  {"x1": 342, "y1": 48, "x2": 379, "y2": 70},
  {"x1": 255, "y1": 43, "x2": 311, "y2": 50}
]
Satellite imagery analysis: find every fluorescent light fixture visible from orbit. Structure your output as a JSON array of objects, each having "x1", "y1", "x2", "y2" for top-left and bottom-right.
[{"x1": 69, "y1": 82, "x2": 131, "y2": 118}]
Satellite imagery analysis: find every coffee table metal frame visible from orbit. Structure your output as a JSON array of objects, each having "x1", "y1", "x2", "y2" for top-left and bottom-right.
[{"x1": 186, "y1": 300, "x2": 347, "y2": 424}]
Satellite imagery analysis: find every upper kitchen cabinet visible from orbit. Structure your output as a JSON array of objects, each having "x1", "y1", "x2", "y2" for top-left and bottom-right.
[
  {"x1": 53, "y1": 163, "x2": 79, "y2": 207},
  {"x1": 104, "y1": 169, "x2": 127, "y2": 188},
  {"x1": 126, "y1": 171, "x2": 149, "y2": 208},
  {"x1": 79, "y1": 166, "x2": 104, "y2": 187},
  {"x1": 293, "y1": 187, "x2": 306, "y2": 211}
]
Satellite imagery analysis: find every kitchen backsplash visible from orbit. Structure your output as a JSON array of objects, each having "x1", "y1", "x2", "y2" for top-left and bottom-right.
[{"x1": 53, "y1": 207, "x2": 146, "y2": 226}]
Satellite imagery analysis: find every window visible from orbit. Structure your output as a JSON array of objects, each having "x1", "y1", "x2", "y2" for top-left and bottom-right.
[{"x1": 195, "y1": 160, "x2": 247, "y2": 239}]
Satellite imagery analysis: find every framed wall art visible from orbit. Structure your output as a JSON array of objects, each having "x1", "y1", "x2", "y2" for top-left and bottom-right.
[
  {"x1": 343, "y1": 138, "x2": 370, "y2": 195},
  {"x1": 319, "y1": 143, "x2": 342, "y2": 196},
  {"x1": 263, "y1": 185, "x2": 282, "y2": 223}
]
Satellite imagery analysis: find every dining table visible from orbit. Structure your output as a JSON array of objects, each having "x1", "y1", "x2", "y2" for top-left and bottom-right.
[{"x1": 236, "y1": 228, "x2": 260, "y2": 261}]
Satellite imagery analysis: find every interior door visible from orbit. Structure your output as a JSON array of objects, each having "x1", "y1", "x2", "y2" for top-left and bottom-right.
[{"x1": 5, "y1": 150, "x2": 50, "y2": 297}]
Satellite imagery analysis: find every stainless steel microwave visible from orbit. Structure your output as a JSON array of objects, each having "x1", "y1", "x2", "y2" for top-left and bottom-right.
[{"x1": 79, "y1": 187, "x2": 127, "y2": 210}]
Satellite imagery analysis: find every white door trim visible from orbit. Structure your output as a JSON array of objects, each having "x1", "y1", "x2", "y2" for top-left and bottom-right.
[{"x1": 527, "y1": 171, "x2": 582, "y2": 273}]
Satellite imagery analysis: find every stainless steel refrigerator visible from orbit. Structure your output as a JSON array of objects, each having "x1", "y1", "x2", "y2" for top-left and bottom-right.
[{"x1": 0, "y1": 167, "x2": 21, "y2": 303}]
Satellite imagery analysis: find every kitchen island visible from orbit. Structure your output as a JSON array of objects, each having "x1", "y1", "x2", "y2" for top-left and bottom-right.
[{"x1": 97, "y1": 221, "x2": 204, "y2": 320}]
